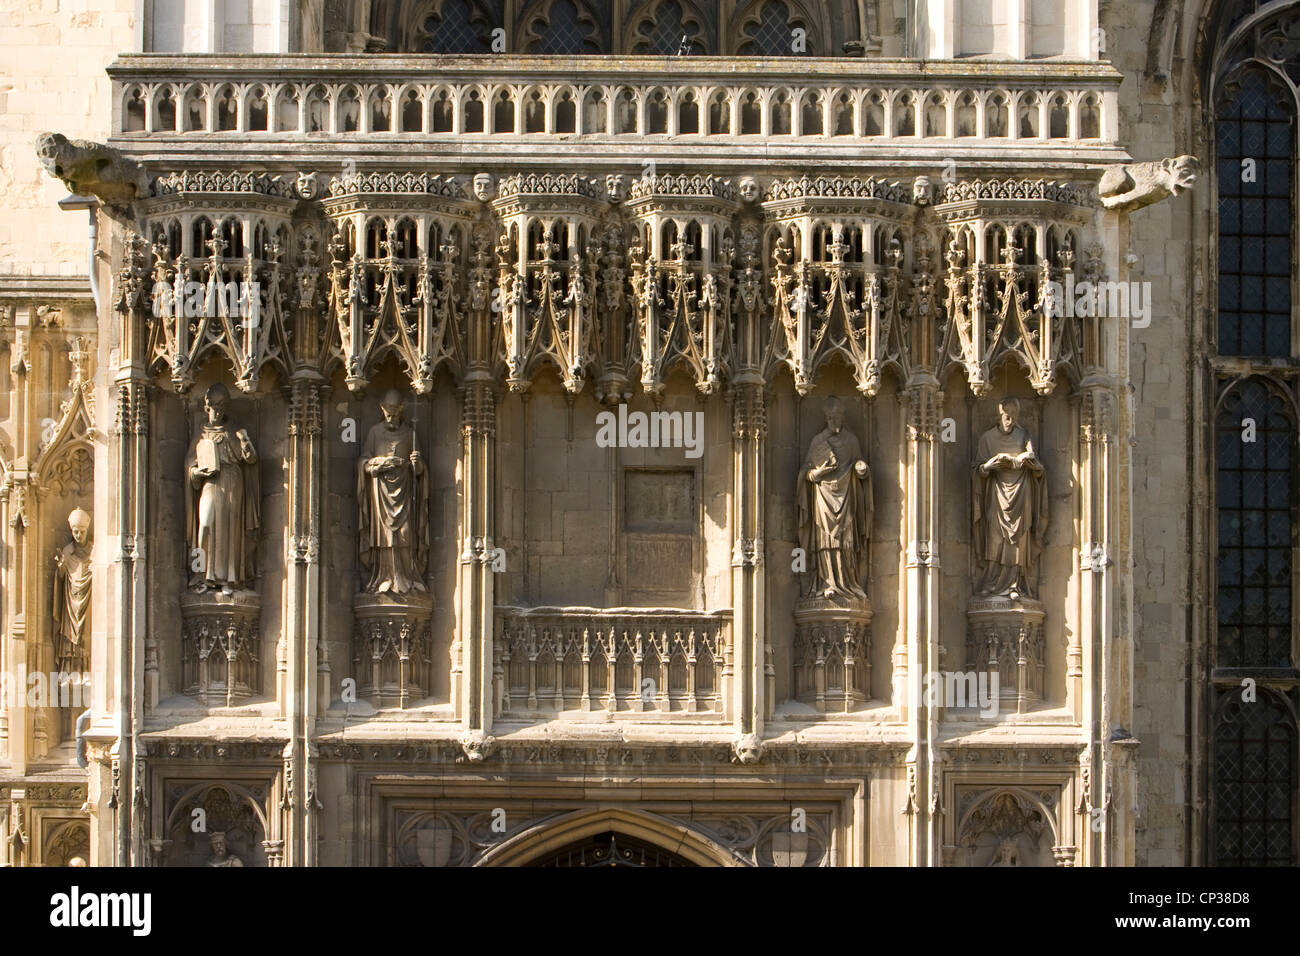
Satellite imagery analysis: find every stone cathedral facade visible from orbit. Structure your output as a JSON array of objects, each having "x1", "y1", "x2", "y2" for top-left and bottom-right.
[{"x1": 0, "y1": 0, "x2": 1295, "y2": 868}]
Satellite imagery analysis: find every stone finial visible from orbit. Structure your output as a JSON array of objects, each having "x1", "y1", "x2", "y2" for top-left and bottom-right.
[{"x1": 1098, "y1": 155, "x2": 1199, "y2": 212}]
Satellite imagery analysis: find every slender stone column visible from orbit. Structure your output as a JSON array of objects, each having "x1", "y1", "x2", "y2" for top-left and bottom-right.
[
  {"x1": 283, "y1": 379, "x2": 323, "y2": 866},
  {"x1": 730, "y1": 378, "x2": 766, "y2": 734},
  {"x1": 108, "y1": 233, "x2": 151, "y2": 866},
  {"x1": 901, "y1": 378, "x2": 942, "y2": 865}
]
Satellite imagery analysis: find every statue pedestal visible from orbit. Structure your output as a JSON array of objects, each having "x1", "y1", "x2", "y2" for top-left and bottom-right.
[
  {"x1": 353, "y1": 592, "x2": 434, "y2": 709},
  {"x1": 181, "y1": 591, "x2": 262, "y2": 705},
  {"x1": 793, "y1": 596, "x2": 872, "y2": 713},
  {"x1": 965, "y1": 596, "x2": 1045, "y2": 715}
]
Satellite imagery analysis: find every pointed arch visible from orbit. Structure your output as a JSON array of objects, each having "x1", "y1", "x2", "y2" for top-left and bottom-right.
[{"x1": 476, "y1": 807, "x2": 744, "y2": 866}]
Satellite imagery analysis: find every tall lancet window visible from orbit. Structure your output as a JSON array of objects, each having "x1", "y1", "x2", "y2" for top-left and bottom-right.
[{"x1": 1207, "y1": 0, "x2": 1300, "y2": 867}]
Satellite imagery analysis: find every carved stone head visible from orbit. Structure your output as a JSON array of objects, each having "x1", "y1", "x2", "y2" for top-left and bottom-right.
[
  {"x1": 1162, "y1": 155, "x2": 1200, "y2": 194},
  {"x1": 68, "y1": 507, "x2": 91, "y2": 546},
  {"x1": 912, "y1": 175, "x2": 933, "y2": 206},
  {"x1": 997, "y1": 397, "x2": 1021, "y2": 433},
  {"x1": 204, "y1": 382, "x2": 230, "y2": 425},
  {"x1": 209, "y1": 831, "x2": 230, "y2": 860},
  {"x1": 738, "y1": 176, "x2": 761, "y2": 204},
  {"x1": 473, "y1": 172, "x2": 496, "y2": 203},
  {"x1": 823, "y1": 395, "x2": 845, "y2": 434},
  {"x1": 380, "y1": 388, "x2": 405, "y2": 429},
  {"x1": 295, "y1": 171, "x2": 318, "y2": 200},
  {"x1": 605, "y1": 174, "x2": 628, "y2": 204}
]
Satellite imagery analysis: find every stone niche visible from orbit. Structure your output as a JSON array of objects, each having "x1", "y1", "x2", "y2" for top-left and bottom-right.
[
  {"x1": 160, "y1": 780, "x2": 272, "y2": 867},
  {"x1": 151, "y1": 375, "x2": 285, "y2": 706},
  {"x1": 940, "y1": 370, "x2": 1074, "y2": 715},
  {"x1": 767, "y1": 368, "x2": 900, "y2": 713},
  {"x1": 322, "y1": 363, "x2": 458, "y2": 709}
]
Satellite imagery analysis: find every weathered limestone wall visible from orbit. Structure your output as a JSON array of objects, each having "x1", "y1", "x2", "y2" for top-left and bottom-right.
[
  {"x1": 1102, "y1": 0, "x2": 1197, "y2": 866},
  {"x1": 0, "y1": 0, "x2": 135, "y2": 276}
]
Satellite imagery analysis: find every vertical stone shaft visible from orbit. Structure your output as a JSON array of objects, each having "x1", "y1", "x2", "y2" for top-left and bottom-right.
[
  {"x1": 902, "y1": 379, "x2": 942, "y2": 864},
  {"x1": 731, "y1": 377, "x2": 766, "y2": 734}
]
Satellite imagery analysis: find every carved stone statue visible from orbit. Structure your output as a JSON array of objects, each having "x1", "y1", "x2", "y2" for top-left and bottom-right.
[
  {"x1": 973, "y1": 398, "x2": 1048, "y2": 599},
  {"x1": 989, "y1": 838, "x2": 1020, "y2": 866},
  {"x1": 358, "y1": 389, "x2": 428, "y2": 594},
  {"x1": 53, "y1": 508, "x2": 92, "y2": 675},
  {"x1": 1098, "y1": 155, "x2": 1199, "y2": 212},
  {"x1": 205, "y1": 832, "x2": 244, "y2": 867},
  {"x1": 798, "y1": 396, "x2": 872, "y2": 600},
  {"x1": 186, "y1": 383, "x2": 260, "y2": 593}
]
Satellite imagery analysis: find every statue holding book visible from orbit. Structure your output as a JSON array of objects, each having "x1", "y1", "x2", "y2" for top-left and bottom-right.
[{"x1": 186, "y1": 382, "x2": 260, "y2": 593}]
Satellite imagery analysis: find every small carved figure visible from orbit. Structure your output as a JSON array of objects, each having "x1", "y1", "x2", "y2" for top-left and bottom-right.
[
  {"x1": 358, "y1": 389, "x2": 428, "y2": 594},
  {"x1": 205, "y1": 832, "x2": 244, "y2": 867},
  {"x1": 798, "y1": 396, "x2": 873, "y2": 600},
  {"x1": 186, "y1": 383, "x2": 260, "y2": 593},
  {"x1": 738, "y1": 176, "x2": 761, "y2": 204},
  {"x1": 973, "y1": 398, "x2": 1048, "y2": 599},
  {"x1": 989, "y1": 838, "x2": 1020, "y2": 866}
]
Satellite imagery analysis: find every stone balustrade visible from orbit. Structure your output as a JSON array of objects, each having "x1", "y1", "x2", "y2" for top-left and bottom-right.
[
  {"x1": 109, "y1": 55, "x2": 1120, "y2": 148},
  {"x1": 494, "y1": 606, "x2": 730, "y2": 717}
]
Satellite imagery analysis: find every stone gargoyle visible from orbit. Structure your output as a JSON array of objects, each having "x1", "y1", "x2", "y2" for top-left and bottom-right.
[
  {"x1": 1097, "y1": 155, "x2": 1199, "y2": 213},
  {"x1": 35, "y1": 132, "x2": 150, "y2": 209}
]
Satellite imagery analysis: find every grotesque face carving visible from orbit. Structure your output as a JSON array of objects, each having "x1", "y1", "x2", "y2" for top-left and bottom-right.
[
  {"x1": 473, "y1": 173, "x2": 496, "y2": 202},
  {"x1": 738, "y1": 177, "x2": 760, "y2": 204},
  {"x1": 1164, "y1": 155, "x2": 1200, "y2": 194},
  {"x1": 605, "y1": 174, "x2": 627, "y2": 204},
  {"x1": 912, "y1": 175, "x2": 933, "y2": 206},
  {"x1": 295, "y1": 171, "x2": 318, "y2": 200}
]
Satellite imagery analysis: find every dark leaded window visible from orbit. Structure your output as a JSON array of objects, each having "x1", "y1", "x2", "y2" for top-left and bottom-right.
[
  {"x1": 1216, "y1": 379, "x2": 1294, "y2": 668},
  {"x1": 634, "y1": 1, "x2": 703, "y2": 55},
  {"x1": 739, "y1": 1, "x2": 807, "y2": 56},
  {"x1": 1216, "y1": 69, "x2": 1294, "y2": 356},
  {"x1": 1212, "y1": 693, "x2": 1296, "y2": 865},
  {"x1": 418, "y1": 0, "x2": 493, "y2": 53},
  {"x1": 528, "y1": 0, "x2": 600, "y2": 54}
]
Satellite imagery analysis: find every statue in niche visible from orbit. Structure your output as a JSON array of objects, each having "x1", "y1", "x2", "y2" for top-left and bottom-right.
[
  {"x1": 358, "y1": 389, "x2": 428, "y2": 595},
  {"x1": 205, "y1": 832, "x2": 244, "y2": 867},
  {"x1": 53, "y1": 507, "x2": 92, "y2": 673},
  {"x1": 798, "y1": 396, "x2": 872, "y2": 601},
  {"x1": 973, "y1": 397, "x2": 1048, "y2": 600},
  {"x1": 53, "y1": 508, "x2": 92, "y2": 737},
  {"x1": 185, "y1": 383, "x2": 260, "y2": 594}
]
